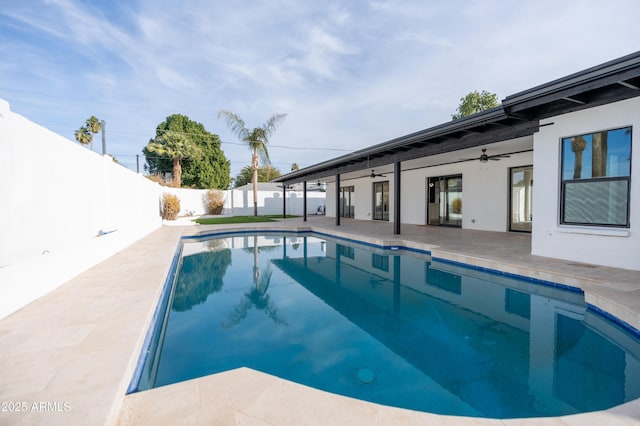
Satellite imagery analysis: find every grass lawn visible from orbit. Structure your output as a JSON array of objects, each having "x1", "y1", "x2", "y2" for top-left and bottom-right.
[{"x1": 193, "y1": 215, "x2": 299, "y2": 225}]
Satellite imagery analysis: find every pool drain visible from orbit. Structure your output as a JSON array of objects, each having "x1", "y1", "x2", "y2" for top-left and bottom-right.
[{"x1": 357, "y1": 368, "x2": 375, "y2": 384}]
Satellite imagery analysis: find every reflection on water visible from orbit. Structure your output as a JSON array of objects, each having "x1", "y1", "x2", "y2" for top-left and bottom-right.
[
  {"x1": 145, "y1": 234, "x2": 640, "y2": 419},
  {"x1": 222, "y1": 265, "x2": 288, "y2": 328},
  {"x1": 171, "y1": 239, "x2": 232, "y2": 312}
]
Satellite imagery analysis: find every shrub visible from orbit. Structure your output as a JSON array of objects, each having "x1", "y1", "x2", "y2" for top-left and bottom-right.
[
  {"x1": 206, "y1": 190, "x2": 225, "y2": 215},
  {"x1": 162, "y1": 193, "x2": 181, "y2": 220},
  {"x1": 451, "y1": 197, "x2": 462, "y2": 214},
  {"x1": 146, "y1": 174, "x2": 169, "y2": 187}
]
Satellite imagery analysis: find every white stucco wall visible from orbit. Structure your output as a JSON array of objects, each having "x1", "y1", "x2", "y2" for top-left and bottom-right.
[
  {"x1": 325, "y1": 149, "x2": 533, "y2": 232},
  {"x1": 0, "y1": 99, "x2": 163, "y2": 319},
  {"x1": 326, "y1": 176, "x2": 396, "y2": 221},
  {"x1": 401, "y1": 152, "x2": 532, "y2": 231},
  {"x1": 168, "y1": 186, "x2": 326, "y2": 217},
  {"x1": 227, "y1": 188, "x2": 325, "y2": 217},
  {"x1": 531, "y1": 97, "x2": 640, "y2": 271}
]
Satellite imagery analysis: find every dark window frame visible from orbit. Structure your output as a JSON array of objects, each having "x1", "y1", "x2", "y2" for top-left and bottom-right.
[
  {"x1": 339, "y1": 186, "x2": 355, "y2": 218},
  {"x1": 371, "y1": 253, "x2": 389, "y2": 272},
  {"x1": 372, "y1": 181, "x2": 390, "y2": 221},
  {"x1": 559, "y1": 127, "x2": 632, "y2": 228},
  {"x1": 508, "y1": 165, "x2": 534, "y2": 233}
]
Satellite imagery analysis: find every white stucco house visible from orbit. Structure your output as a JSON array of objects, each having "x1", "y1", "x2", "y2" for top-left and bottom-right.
[{"x1": 275, "y1": 52, "x2": 640, "y2": 271}]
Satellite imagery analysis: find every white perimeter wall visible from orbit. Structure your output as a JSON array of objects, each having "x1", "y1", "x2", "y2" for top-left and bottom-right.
[
  {"x1": 531, "y1": 97, "x2": 640, "y2": 271},
  {"x1": 326, "y1": 150, "x2": 533, "y2": 232},
  {"x1": 0, "y1": 98, "x2": 327, "y2": 318},
  {"x1": 162, "y1": 186, "x2": 325, "y2": 217},
  {"x1": 0, "y1": 99, "x2": 162, "y2": 319}
]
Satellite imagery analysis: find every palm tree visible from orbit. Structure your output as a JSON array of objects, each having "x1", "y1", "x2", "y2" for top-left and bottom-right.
[
  {"x1": 592, "y1": 131, "x2": 608, "y2": 177},
  {"x1": 218, "y1": 110, "x2": 286, "y2": 216},
  {"x1": 571, "y1": 136, "x2": 587, "y2": 179},
  {"x1": 146, "y1": 130, "x2": 201, "y2": 187},
  {"x1": 222, "y1": 265, "x2": 288, "y2": 329},
  {"x1": 85, "y1": 116, "x2": 102, "y2": 151},
  {"x1": 74, "y1": 126, "x2": 92, "y2": 146}
]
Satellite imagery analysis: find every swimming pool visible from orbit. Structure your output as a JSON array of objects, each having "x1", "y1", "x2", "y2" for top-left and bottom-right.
[{"x1": 129, "y1": 232, "x2": 640, "y2": 419}]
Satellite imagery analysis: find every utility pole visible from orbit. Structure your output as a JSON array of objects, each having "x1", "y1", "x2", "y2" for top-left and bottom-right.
[{"x1": 101, "y1": 120, "x2": 106, "y2": 155}]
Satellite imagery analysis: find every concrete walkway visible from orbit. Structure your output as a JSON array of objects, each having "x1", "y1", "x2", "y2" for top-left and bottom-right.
[{"x1": 0, "y1": 218, "x2": 638, "y2": 425}]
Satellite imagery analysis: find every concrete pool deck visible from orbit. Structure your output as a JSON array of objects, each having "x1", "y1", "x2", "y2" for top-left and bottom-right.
[{"x1": 1, "y1": 217, "x2": 639, "y2": 425}]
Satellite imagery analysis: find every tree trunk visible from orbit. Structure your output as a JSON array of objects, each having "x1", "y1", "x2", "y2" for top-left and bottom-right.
[
  {"x1": 173, "y1": 158, "x2": 182, "y2": 187},
  {"x1": 592, "y1": 132, "x2": 608, "y2": 177},
  {"x1": 573, "y1": 151, "x2": 583, "y2": 179},
  {"x1": 571, "y1": 136, "x2": 587, "y2": 179},
  {"x1": 253, "y1": 235, "x2": 259, "y2": 287},
  {"x1": 252, "y1": 150, "x2": 259, "y2": 216}
]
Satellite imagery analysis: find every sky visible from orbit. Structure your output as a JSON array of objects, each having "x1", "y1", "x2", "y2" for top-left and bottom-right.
[{"x1": 2, "y1": 0, "x2": 640, "y2": 179}]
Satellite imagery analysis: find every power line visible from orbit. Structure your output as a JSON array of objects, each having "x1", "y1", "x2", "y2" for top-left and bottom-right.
[
  {"x1": 112, "y1": 153, "x2": 305, "y2": 167},
  {"x1": 150, "y1": 128, "x2": 352, "y2": 152}
]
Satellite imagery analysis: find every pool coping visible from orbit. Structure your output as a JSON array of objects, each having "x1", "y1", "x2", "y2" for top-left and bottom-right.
[
  {"x1": 1, "y1": 221, "x2": 638, "y2": 425},
  {"x1": 118, "y1": 223, "x2": 640, "y2": 425}
]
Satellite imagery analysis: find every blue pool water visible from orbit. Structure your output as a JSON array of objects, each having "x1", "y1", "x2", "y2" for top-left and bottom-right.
[{"x1": 130, "y1": 232, "x2": 640, "y2": 419}]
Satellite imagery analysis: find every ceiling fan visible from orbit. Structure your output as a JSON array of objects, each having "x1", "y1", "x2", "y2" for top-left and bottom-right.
[
  {"x1": 370, "y1": 169, "x2": 386, "y2": 178},
  {"x1": 461, "y1": 148, "x2": 510, "y2": 163}
]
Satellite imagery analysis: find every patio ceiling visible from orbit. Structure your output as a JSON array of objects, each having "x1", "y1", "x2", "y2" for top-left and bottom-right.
[{"x1": 275, "y1": 51, "x2": 640, "y2": 185}]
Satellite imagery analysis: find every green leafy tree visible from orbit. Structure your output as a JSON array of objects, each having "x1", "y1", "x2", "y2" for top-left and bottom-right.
[
  {"x1": 218, "y1": 110, "x2": 286, "y2": 215},
  {"x1": 172, "y1": 242, "x2": 232, "y2": 312},
  {"x1": 233, "y1": 165, "x2": 282, "y2": 188},
  {"x1": 291, "y1": 163, "x2": 299, "y2": 171},
  {"x1": 452, "y1": 90, "x2": 499, "y2": 120},
  {"x1": 146, "y1": 131, "x2": 201, "y2": 187},
  {"x1": 143, "y1": 114, "x2": 231, "y2": 189}
]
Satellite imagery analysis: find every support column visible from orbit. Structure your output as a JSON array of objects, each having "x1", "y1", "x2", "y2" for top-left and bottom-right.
[
  {"x1": 303, "y1": 181, "x2": 307, "y2": 222},
  {"x1": 282, "y1": 183, "x2": 286, "y2": 218},
  {"x1": 393, "y1": 255, "x2": 401, "y2": 314},
  {"x1": 303, "y1": 236, "x2": 308, "y2": 268},
  {"x1": 394, "y1": 160, "x2": 401, "y2": 235},
  {"x1": 335, "y1": 174, "x2": 341, "y2": 226}
]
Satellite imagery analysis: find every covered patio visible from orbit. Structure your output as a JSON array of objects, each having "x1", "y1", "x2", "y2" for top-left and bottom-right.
[{"x1": 274, "y1": 52, "x2": 640, "y2": 272}]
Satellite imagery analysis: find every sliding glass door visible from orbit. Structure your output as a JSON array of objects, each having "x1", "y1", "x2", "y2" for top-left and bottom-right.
[
  {"x1": 427, "y1": 175, "x2": 462, "y2": 227},
  {"x1": 510, "y1": 166, "x2": 533, "y2": 232},
  {"x1": 339, "y1": 186, "x2": 355, "y2": 218},
  {"x1": 373, "y1": 181, "x2": 389, "y2": 221}
]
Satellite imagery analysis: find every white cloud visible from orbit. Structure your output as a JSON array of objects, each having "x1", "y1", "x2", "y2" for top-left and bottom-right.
[
  {"x1": 156, "y1": 68, "x2": 195, "y2": 90},
  {"x1": 2, "y1": 0, "x2": 640, "y2": 176}
]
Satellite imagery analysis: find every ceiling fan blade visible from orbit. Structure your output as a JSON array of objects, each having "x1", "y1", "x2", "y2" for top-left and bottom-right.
[{"x1": 489, "y1": 154, "x2": 510, "y2": 159}]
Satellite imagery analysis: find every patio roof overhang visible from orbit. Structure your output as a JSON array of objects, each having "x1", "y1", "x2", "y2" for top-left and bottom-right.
[{"x1": 275, "y1": 51, "x2": 640, "y2": 185}]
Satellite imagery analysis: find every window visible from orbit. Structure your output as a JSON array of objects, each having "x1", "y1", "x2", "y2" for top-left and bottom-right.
[
  {"x1": 336, "y1": 244, "x2": 354, "y2": 259},
  {"x1": 339, "y1": 186, "x2": 355, "y2": 218},
  {"x1": 504, "y1": 288, "x2": 530, "y2": 319},
  {"x1": 509, "y1": 166, "x2": 533, "y2": 232},
  {"x1": 372, "y1": 253, "x2": 389, "y2": 272},
  {"x1": 560, "y1": 127, "x2": 632, "y2": 227},
  {"x1": 425, "y1": 264, "x2": 461, "y2": 294},
  {"x1": 427, "y1": 175, "x2": 462, "y2": 227},
  {"x1": 373, "y1": 181, "x2": 389, "y2": 221}
]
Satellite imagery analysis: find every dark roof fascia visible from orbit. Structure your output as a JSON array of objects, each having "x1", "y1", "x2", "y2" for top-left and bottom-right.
[
  {"x1": 503, "y1": 50, "x2": 640, "y2": 111},
  {"x1": 274, "y1": 107, "x2": 508, "y2": 183},
  {"x1": 276, "y1": 51, "x2": 640, "y2": 184}
]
